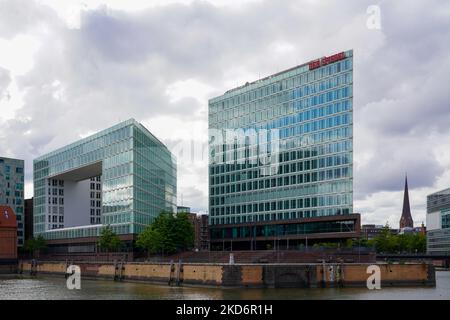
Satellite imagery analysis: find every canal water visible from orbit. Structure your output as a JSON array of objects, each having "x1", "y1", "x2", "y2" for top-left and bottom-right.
[{"x1": 0, "y1": 271, "x2": 449, "y2": 300}]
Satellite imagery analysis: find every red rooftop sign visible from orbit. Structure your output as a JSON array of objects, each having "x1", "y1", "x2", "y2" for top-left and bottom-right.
[{"x1": 309, "y1": 52, "x2": 346, "y2": 70}]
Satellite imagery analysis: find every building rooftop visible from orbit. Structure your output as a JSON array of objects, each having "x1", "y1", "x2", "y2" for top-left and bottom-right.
[
  {"x1": 209, "y1": 49, "x2": 353, "y2": 103},
  {"x1": 428, "y1": 187, "x2": 450, "y2": 197},
  {"x1": 0, "y1": 157, "x2": 24, "y2": 162},
  {"x1": 34, "y1": 118, "x2": 170, "y2": 162}
]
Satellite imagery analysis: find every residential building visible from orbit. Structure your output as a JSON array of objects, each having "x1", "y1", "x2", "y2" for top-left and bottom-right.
[
  {"x1": 0, "y1": 206, "x2": 17, "y2": 260},
  {"x1": 198, "y1": 214, "x2": 210, "y2": 251},
  {"x1": 361, "y1": 224, "x2": 399, "y2": 240},
  {"x1": 0, "y1": 157, "x2": 24, "y2": 246},
  {"x1": 180, "y1": 206, "x2": 210, "y2": 251}
]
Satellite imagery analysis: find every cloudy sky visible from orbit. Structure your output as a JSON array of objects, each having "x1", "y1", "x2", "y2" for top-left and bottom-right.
[{"x1": 1, "y1": 0, "x2": 449, "y2": 226}]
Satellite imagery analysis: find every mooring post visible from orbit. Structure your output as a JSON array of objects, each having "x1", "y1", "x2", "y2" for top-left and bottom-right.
[
  {"x1": 18, "y1": 260, "x2": 23, "y2": 274},
  {"x1": 65, "y1": 259, "x2": 70, "y2": 279},
  {"x1": 30, "y1": 259, "x2": 37, "y2": 276},
  {"x1": 175, "y1": 259, "x2": 183, "y2": 286},
  {"x1": 168, "y1": 260, "x2": 174, "y2": 286},
  {"x1": 113, "y1": 259, "x2": 118, "y2": 281},
  {"x1": 321, "y1": 260, "x2": 326, "y2": 288}
]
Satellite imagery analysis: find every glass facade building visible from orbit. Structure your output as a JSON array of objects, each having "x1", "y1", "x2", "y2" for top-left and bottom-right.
[
  {"x1": 0, "y1": 157, "x2": 25, "y2": 246},
  {"x1": 33, "y1": 119, "x2": 176, "y2": 241},
  {"x1": 427, "y1": 188, "x2": 450, "y2": 254},
  {"x1": 208, "y1": 50, "x2": 354, "y2": 247}
]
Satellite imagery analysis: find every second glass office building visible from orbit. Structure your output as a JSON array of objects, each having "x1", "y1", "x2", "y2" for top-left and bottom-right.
[{"x1": 208, "y1": 50, "x2": 356, "y2": 249}]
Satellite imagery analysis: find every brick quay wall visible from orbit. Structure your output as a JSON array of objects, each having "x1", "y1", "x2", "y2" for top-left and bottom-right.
[{"x1": 19, "y1": 261, "x2": 435, "y2": 288}]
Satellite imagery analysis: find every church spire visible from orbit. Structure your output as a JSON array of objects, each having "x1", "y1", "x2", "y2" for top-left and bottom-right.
[{"x1": 400, "y1": 174, "x2": 414, "y2": 229}]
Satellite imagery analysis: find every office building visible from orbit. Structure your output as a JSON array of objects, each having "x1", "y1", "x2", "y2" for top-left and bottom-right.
[
  {"x1": 0, "y1": 157, "x2": 24, "y2": 246},
  {"x1": 208, "y1": 50, "x2": 358, "y2": 250},
  {"x1": 177, "y1": 206, "x2": 191, "y2": 214},
  {"x1": 33, "y1": 119, "x2": 177, "y2": 253},
  {"x1": 426, "y1": 188, "x2": 450, "y2": 254}
]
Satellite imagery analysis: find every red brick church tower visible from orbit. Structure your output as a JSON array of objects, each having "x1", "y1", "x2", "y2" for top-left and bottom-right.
[{"x1": 399, "y1": 175, "x2": 414, "y2": 229}]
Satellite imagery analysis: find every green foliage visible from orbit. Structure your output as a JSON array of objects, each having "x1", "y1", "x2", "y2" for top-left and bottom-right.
[
  {"x1": 358, "y1": 238, "x2": 369, "y2": 247},
  {"x1": 136, "y1": 227, "x2": 164, "y2": 255},
  {"x1": 366, "y1": 223, "x2": 426, "y2": 254},
  {"x1": 373, "y1": 223, "x2": 394, "y2": 253},
  {"x1": 137, "y1": 211, "x2": 195, "y2": 255},
  {"x1": 344, "y1": 239, "x2": 354, "y2": 248},
  {"x1": 313, "y1": 242, "x2": 340, "y2": 248},
  {"x1": 172, "y1": 212, "x2": 195, "y2": 251},
  {"x1": 410, "y1": 233, "x2": 427, "y2": 253},
  {"x1": 25, "y1": 235, "x2": 47, "y2": 256},
  {"x1": 98, "y1": 225, "x2": 122, "y2": 252}
]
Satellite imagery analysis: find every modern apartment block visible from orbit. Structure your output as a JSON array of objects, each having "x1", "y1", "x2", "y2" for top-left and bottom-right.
[
  {"x1": 33, "y1": 119, "x2": 177, "y2": 253},
  {"x1": 0, "y1": 157, "x2": 25, "y2": 246},
  {"x1": 208, "y1": 50, "x2": 358, "y2": 250},
  {"x1": 427, "y1": 188, "x2": 450, "y2": 254}
]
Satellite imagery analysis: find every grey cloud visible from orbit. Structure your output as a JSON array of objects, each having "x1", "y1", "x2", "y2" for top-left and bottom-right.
[
  {"x1": 0, "y1": 0, "x2": 62, "y2": 39},
  {"x1": 0, "y1": 0, "x2": 449, "y2": 224},
  {"x1": 354, "y1": 130, "x2": 445, "y2": 199},
  {"x1": 0, "y1": 67, "x2": 10, "y2": 98}
]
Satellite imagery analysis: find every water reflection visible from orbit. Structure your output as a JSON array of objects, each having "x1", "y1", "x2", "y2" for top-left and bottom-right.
[{"x1": 0, "y1": 272, "x2": 449, "y2": 300}]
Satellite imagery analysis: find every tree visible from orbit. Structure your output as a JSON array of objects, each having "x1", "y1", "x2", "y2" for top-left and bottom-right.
[
  {"x1": 98, "y1": 225, "x2": 122, "y2": 255},
  {"x1": 137, "y1": 211, "x2": 194, "y2": 256},
  {"x1": 136, "y1": 227, "x2": 164, "y2": 257},
  {"x1": 368, "y1": 224, "x2": 427, "y2": 254},
  {"x1": 373, "y1": 223, "x2": 394, "y2": 253},
  {"x1": 172, "y1": 212, "x2": 195, "y2": 252},
  {"x1": 410, "y1": 233, "x2": 426, "y2": 253},
  {"x1": 345, "y1": 239, "x2": 354, "y2": 248},
  {"x1": 25, "y1": 235, "x2": 47, "y2": 258}
]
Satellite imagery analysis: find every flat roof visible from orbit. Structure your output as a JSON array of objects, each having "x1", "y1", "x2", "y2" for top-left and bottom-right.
[
  {"x1": 34, "y1": 118, "x2": 170, "y2": 162},
  {"x1": 209, "y1": 49, "x2": 353, "y2": 103},
  {"x1": 0, "y1": 157, "x2": 24, "y2": 163}
]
